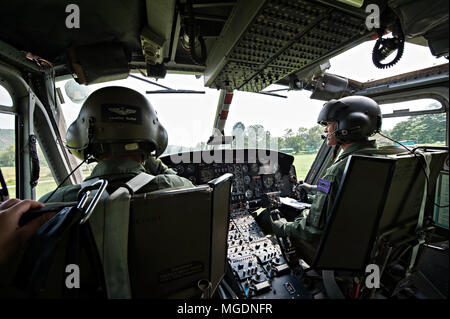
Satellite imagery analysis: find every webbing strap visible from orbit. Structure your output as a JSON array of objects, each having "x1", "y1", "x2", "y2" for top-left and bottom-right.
[
  {"x1": 88, "y1": 172, "x2": 155, "y2": 298},
  {"x1": 103, "y1": 188, "x2": 131, "y2": 298},
  {"x1": 126, "y1": 172, "x2": 156, "y2": 193},
  {"x1": 408, "y1": 152, "x2": 432, "y2": 273},
  {"x1": 322, "y1": 270, "x2": 345, "y2": 299}
]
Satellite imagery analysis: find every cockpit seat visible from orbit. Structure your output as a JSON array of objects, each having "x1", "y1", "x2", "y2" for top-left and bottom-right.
[
  {"x1": 294, "y1": 149, "x2": 448, "y2": 298},
  {"x1": 13, "y1": 173, "x2": 233, "y2": 299},
  {"x1": 128, "y1": 173, "x2": 232, "y2": 298}
]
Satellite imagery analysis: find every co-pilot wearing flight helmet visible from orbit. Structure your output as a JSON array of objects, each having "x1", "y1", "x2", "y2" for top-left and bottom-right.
[{"x1": 255, "y1": 96, "x2": 382, "y2": 249}]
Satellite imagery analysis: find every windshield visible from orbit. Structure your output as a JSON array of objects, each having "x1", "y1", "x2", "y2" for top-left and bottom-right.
[{"x1": 224, "y1": 87, "x2": 325, "y2": 145}]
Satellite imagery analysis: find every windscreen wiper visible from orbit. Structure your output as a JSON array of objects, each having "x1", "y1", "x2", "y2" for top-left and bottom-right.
[
  {"x1": 129, "y1": 74, "x2": 205, "y2": 94},
  {"x1": 256, "y1": 91, "x2": 287, "y2": 98}
]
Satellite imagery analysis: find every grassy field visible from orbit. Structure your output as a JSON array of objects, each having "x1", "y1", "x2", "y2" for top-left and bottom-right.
[
  {"x1": 2, "y1": 164, "x2": 97, "y2": 200},
  {"x1": 2, "y1": 166, "x2": 57, "y2": 200},
  {"x1": 292, "y1": 153, "x2": 317, "y2": 180},
  {"x1": 35, "y1": 181, "x2": 58, "y2": 200}
]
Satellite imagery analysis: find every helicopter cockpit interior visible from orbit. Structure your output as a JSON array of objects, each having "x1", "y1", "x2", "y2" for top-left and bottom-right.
[{"x1": 0, "y1": 0, "x2": 448, "y2": 301}]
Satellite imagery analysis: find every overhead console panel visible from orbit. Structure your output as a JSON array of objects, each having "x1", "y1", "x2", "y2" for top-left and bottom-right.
[{"x1": 204, "y1": 0, "x2": 371, "y2": 92}]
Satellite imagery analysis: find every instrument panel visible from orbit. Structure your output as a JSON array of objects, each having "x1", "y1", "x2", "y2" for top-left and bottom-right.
[
  {"x1": 160, "y1": 149, "x2": 310, "y2": 299},
  {"x1": 178, "y1": 163, "x2": 283, "y2": 203},
  {"x1": 160, "y1": 149, "x2": 295, "y2": 203}
]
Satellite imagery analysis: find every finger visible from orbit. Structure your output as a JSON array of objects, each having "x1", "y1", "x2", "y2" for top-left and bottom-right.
[
  {"x1": 0, "y1": 198, "x2": 21, "y2": 210},
  {"x1": 5, "y1": 200, "x2": 44, "y2": 221},
  {"x1": 16, "y1": 212, "x2": 55, "y2": 243}
]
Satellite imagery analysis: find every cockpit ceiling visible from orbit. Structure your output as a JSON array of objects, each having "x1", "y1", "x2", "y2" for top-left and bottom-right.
[
  {"x1": 0, "y1": 0, "x2": 145, "y2": 63},
  {"x1": 205, "y1": 0, "x2": 371, "y2": 92},
  {"x1": 0, "y1": 0, "x2": 388, "y2": 91}
]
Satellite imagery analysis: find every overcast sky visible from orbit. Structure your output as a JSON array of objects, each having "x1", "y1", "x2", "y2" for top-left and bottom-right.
[{"x1": 0, "y1": 40, "x2": 447, "y2": 148}]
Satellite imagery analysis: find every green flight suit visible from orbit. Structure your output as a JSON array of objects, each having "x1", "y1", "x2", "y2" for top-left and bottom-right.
[
  {"x1": 39, "y1": 157, "x2": 194, "y2": 203},
  {"x1": 256, "y1": 140, "x2": 377, "y2": 249}
]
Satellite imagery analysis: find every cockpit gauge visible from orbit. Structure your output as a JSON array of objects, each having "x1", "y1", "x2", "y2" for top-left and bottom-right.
[
  {"x1": 250, "y1": 164, "x2": 259, "y2": 174},
  {"x1": 199, "y1": 168, "x2": 214, "y2": 182},
  {"x1": 241, "y1": 164, "x2": 248, "y2": 173},
  {"x1": 186, "y1": 164, "x2": 195, "y2": 174},
  {"x1": 227, "y1": 165, "x2": 234, "y2": 173},
  {"x1": 245, "y1": 189, "x2": 253, "y2": 199},
  {"x1": 275, "y1": 171, "x2": 282, "y2": 181},
  {"x1": 176, "y1": 165, "x2": 185, "y2": 175},
  {"x1": 244, "y1": 175, "x2": 251, "y2": 185},
  {"x1": 263, "y1": 175, "x2": 274, "y2": 188}
]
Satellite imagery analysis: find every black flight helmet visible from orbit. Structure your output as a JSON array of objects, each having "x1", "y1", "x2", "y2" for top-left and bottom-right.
[{"x1": 317, "y1": 96, "x2": 382, "y2": 142}]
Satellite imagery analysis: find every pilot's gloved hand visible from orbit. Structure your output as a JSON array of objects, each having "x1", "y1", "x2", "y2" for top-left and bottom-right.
[
  {"x1": 252, "y1": 208, "x2": 273, "y2": 234},
  {"x1": 271, "y1": 217, "x2": 289, "y2": 238},
  {"x1": 144, "y1": 157, "x2": 177, "y2": 175},
  {"x1": 296, "y1": 182, "x2": 317, "y2": 195},
  {"x1": 164, "y1": 168, "x2": 178, "y2": 175}
]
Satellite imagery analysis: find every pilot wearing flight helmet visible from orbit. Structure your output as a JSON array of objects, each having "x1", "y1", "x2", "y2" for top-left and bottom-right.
[
  {"x1": 39, "y1": 86, "x2": 194, "y2": 203},
  {"x1": 255, "y1": 96, "x2": 382, "y2": 249}
]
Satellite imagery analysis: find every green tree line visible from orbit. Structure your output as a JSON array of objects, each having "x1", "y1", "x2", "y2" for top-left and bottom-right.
[
  {"x1": 231, "y1": 122, "x2": 323, "y2": 152},
  {"x1": 387, "y1": 113, "x2": 446, "y2": 144}
]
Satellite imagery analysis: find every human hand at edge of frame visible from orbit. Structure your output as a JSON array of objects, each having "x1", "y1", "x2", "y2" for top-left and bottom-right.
[{"x1": 0, "y1": 199, "x2": 55, "y2": 264}]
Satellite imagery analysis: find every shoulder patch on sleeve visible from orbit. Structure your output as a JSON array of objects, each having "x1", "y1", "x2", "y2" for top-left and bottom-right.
[{"x1": 317, "y1": 178, "x2": 331, "y2": 194}]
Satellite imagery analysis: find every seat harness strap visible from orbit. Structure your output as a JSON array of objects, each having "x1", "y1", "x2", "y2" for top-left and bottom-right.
[{"x1": 88, "y1": 172, "x2": 155, "y2": 298}]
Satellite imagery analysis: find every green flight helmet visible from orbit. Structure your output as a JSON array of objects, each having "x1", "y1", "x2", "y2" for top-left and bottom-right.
[
  {"x1": 317, "y1": 96, "x2": 382, "y2": 143},
  {"x1": 65, "y1": 86, "x2": 168, "y2": 161}
]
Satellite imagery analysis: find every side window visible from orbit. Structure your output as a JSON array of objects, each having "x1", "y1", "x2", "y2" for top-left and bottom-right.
[
  {"x1": 0, "y1": 84, "x2": 13, "y2": 107},
  {"x1": 378, "y1": 99, "x2": 447, "y2": 147},
  {"x1": 2, "y1": 82, "x2": 86, "y2": 200},
  {"x1": 0, "y1": 112, "x2": 16, "y2": 198},
  {"x1": 35, "y1": 141, "x2": 57, "y2": 200},
  {"x1": 1, "y1": 84, "x2": 15, "y2": 198},
  {"x1": 34, "y1": 149, "x2": 98, "y2": 200}
]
